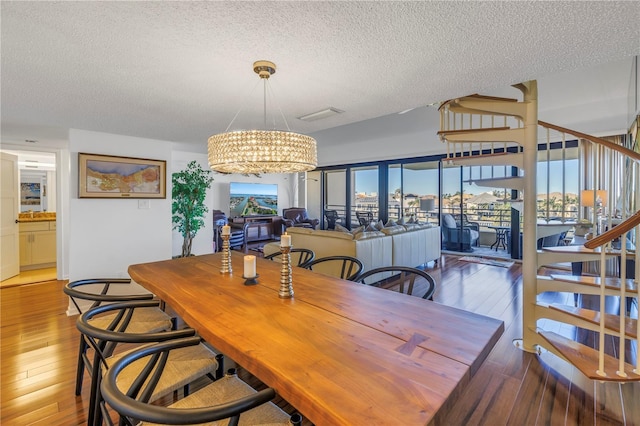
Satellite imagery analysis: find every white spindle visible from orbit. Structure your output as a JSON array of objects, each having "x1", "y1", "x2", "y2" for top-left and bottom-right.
[
  {"x1": 618, "y1": 231, "x2": 627, "y2": 377},
  {"x1": 596, "y1": 247, "x2": 607, "y2": 377}
]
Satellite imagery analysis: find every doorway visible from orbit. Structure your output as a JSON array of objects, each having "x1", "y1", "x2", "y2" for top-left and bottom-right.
[{"x1": 0, "y1": 149, "x2": 58, "y2": 287}]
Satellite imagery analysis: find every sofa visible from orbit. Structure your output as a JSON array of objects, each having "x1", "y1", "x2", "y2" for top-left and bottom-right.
[{"x1": 263, "y1": 223, "x2": 441, "y2": 279}]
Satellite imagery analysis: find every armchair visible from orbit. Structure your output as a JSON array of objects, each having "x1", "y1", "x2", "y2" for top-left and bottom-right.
[
  {"x1": 212, "y1": 210, "x2": 247, "y2": 252},
  {"x1": 282, "y1": 207, "x2": 319, "y2": 230},
  {"x1": 441, "y1": 213, "x2": 479, "y2": 252},
  {"x1": 452, "y1": 214, "x2": 480, "y2": 235}
]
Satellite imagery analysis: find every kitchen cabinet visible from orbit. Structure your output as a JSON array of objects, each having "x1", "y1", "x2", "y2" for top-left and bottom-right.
[{"x1": 19, "y1": 221, "x2": 56, "y2": 269}]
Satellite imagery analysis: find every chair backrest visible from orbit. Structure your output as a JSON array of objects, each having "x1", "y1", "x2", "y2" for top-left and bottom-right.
[
  {"x1": 64, "y1": 278, "x2": 154, "y2": 314},
  {"x1": 101, "y1": 336, "x2": 300, "y2": 425},
  {"x1": 264, "y1": 248, "x2": 315, "y2": 268},
  {"x1": 303, "y1": 255, "x2": 363, "y2": 281},
  {"x1": 282, "y1": 207, "x2": 309, "y2": 222},
  {"x1": 76, "y1": 300, "x2": 194, "y2": 362},
  {"x1": 324, "y1": 210, "x2": 339, "y2": 229},
  {"x1": 356, "y1": 266, "x2": 436, "y2": 300},
  {"x1": 356, "y1": 211, "x2": 373, "y2": 226}
]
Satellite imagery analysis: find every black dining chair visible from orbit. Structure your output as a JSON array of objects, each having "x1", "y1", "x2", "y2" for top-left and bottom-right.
[
  {"x1": 100, "y1": 336, "x2": 302, "y2": 426},
  {"x1": 264, "y1": 248, "x2": 315, "y2": 268},
  {"x1": 303, "y1": 255, "x2": 364, "y2": 281},
  {"x1": 77, "y1": 301, "x2": 222, "y2": 426},
  {"x1": 63, "y1": 279, "x2": 175, "y2": 399},
  {"x1": 356, "y1": 266, "x2": 436, "y2": 300}
]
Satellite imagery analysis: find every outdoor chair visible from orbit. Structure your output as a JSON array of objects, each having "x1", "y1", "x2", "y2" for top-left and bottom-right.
[
  {"x1": 441, "y1": 213, "x2": 479, "y2": 252},
  {"x1": 356, "y1": 211, "x2": 374, "y2": 227},
  {"x1": 100, "y1": 336, "x2": 301, "y2": 426},
  {"x1": 324, "y1": 209, "x2": 343, "y2": 230},
  {"x1": 356, "y1": 266, "x2": 436, "y2": 300}
]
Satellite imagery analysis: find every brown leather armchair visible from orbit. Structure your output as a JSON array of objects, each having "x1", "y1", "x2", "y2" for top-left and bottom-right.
[{"x1": 282, "y1": 208, "x2": 319, "y2": 230}]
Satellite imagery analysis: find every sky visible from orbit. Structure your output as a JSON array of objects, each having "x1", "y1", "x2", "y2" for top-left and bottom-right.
[{"x1": 354, "y1": 160, "x2": 579, "y2": 196}]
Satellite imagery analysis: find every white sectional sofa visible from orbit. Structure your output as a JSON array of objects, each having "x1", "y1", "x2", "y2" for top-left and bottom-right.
[{"x1": 263, "y1": 224, "x2": 441, "y2": 278}]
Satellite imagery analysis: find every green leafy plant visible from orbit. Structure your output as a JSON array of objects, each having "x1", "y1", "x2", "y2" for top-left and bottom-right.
[{"x1": 172, "y1": 161, "x2": 214, "y2": 257}]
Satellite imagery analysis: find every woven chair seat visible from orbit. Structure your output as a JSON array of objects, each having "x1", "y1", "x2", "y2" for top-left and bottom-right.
[
  {"x1": 89, "y1": 307, "x2": 173, "y2": 334},
  {"x1": 142, "y1": 373, "x2": 291, "y2": 426},
  {"x1": 110, "y1": 344, "x2": 219, "y2": 403}
]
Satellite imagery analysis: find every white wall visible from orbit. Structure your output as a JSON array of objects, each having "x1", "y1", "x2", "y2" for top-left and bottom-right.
[
  {"x1": 313, "y1": 58, "x2": 635, "y2": 167},
  {"x1": 69, "y1": 129, "x2": 173, "y2": 280},
  {"x1": 170, "y1": 150, "x2": 297, "y2": 257}
]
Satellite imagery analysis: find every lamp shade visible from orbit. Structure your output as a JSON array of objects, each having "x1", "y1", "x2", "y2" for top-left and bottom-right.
[
  {"x1": 581, "y1": 190, "x2": 595, "y2": 207},
  {"x1": 208, "y1": 130, "x2": 317, "y2": 174},
  {"x1": 581, "y1": 189, "x2": 607, "y2": 207}
]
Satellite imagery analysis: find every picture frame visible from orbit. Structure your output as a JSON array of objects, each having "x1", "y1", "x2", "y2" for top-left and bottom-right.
[{"x1": 78, "y1": 152, "x2": 166, "y2": 199}]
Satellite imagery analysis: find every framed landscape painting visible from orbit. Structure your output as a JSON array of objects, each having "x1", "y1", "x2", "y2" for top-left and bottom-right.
[{"x1": 78, "y1": 153, "x2": 166, "y2": 198}]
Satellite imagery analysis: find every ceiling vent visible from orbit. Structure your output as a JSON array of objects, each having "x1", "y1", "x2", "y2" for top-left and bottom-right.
[{"x1": 298, "y1": 107, "x2": 344, "y2": 122}]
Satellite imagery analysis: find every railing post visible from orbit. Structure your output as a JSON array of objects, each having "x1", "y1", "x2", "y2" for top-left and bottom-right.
[{"x1": 519, "y1": 81, "x2": 539, "y2": 353}]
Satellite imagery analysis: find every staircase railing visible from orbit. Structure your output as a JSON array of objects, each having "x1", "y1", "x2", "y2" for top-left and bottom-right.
[{"x1": 440, "y1": 91, "x2": 639, "y2": 379}]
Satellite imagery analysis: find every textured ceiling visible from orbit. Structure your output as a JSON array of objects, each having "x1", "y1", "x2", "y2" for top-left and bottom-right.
[{"x1": 1, "y1": 1, "x2": 639, "y2": 149}]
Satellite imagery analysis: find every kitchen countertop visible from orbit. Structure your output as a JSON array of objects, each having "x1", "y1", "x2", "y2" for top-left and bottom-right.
[{"x1": 17, "y1": 213, "x2": 56, "y2": 222}]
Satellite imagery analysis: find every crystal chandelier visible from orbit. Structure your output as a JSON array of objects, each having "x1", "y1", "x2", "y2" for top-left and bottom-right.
[{"x1": 208, "y1": 61, "x2": 317, "y2": 174}]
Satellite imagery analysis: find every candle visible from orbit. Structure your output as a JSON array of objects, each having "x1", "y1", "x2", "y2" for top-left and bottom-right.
[
  {"x1": 221, "y1": 225, "x2": 230, "y2": 236},
  {"x1": 280, "y1": 233, "x2": 291, "y2": 247},
  {"x1": 244, "y1": 255, "x2": 256, "y2": 278}
]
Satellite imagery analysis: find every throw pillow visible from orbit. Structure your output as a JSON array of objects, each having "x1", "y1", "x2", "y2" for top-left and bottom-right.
[
  {"x1": 397, "y1": 217, "x2": 406, "y2": 225},
  {"x1": 351, "y1": 225, "x2": 365, "y2": 234},
  {"x1": 334, "y1": 223, "x2": 351, "y2": 233},
  {"x1": 385, "y1": 219, "x2": 397, "y2": 227},
  {"x1": 375, "y1": 220, "x2": 385, "y2": 231},
  {"x1": 365, "y1": 223, "x2": 378, "y2": 232}
]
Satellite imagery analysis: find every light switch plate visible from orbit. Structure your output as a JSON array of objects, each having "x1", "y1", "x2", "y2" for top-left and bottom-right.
[{"x1": 138, "y1": 200, "x2": 150, "y2": 209}]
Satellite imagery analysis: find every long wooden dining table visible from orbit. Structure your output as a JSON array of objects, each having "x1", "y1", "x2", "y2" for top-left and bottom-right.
[{"x1": 128, "y1": 252, "x2": 504, "y2": 425}]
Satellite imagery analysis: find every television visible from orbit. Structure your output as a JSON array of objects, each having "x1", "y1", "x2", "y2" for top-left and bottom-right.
[{"x1": 229, "y1": 182, "x2": 278, "y2": 217}]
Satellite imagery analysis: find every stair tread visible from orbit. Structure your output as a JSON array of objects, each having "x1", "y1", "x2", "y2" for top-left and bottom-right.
[
  {"x1": 463, "y1": 94, "x2": 519, "y2": 103},
  {"x1": 437, "y1": 126, "x2": 510, "y2": 135},
  {"x1": 440, "y1": 94, "x2": 519, "y2": 110},
  {"x1": 542, "y1": 245, "x2": 602, "y2": 254},
  {"x1": 538, "y1": 331, "x2": 640, "y2": 382},
  {"x1": 548, "y1": 303, "x2": 637, "y2": 339},
  {"x1": 549, "y1": 274, "x2": 638, "y2": 293}
]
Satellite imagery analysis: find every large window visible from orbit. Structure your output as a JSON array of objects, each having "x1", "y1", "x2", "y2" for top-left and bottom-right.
[
  {"x1": 352, "y1": 166, "x2": 379, "y2": 225},
  {"x1": 537, "y1": 147, "x2": 579, "y2": 221},
  {"x1": 388, "y1": 162, "x2": 439, "y2": 224}
]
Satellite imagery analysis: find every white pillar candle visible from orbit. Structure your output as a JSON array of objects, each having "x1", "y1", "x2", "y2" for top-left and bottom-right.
[
  {"x1": 221, "y1": 225, "x2": 231, "y2": 236},
  {"x1": 244, "y1": 255, "x2": 256, "y2": 278},
  {"x1": 280, "y1": 233, "x2": 291, "y2": 247}
]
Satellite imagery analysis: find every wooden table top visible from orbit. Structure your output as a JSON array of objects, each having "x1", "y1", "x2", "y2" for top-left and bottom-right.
[{"x1": 128, "y1": 252, "x2": 504, "y2": 425}]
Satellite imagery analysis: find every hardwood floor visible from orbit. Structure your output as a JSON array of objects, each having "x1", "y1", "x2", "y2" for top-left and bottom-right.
[{"x1": 1, "y1": 254, "x2": 638, "y2": 425}]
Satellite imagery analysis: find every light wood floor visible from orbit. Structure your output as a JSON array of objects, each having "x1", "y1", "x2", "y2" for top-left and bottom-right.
[
  {"x1": 1, "y1": 255, "x2": 638, "y2": 425},
  {"x1": 0, "y1": 267, "x2": 57, "y2": 288}
]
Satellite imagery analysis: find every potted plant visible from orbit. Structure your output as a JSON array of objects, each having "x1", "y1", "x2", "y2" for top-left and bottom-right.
[{"x1": 172, "y1": 161, "x2": 214, "y2": 257}]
